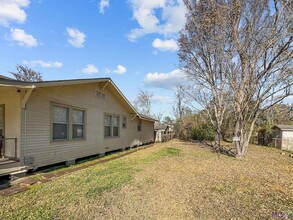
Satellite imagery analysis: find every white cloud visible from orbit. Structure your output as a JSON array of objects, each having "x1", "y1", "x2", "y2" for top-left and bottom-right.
[
  {"x1": 10, "y1": 28, "x2": 38, "y2": 47},
  {"x1": 23, "y1": 60, "x2": 63, "y2": 68},
  {"x1": 127, "y1": 0, "x2": 186, "y2": 41},
  {"x1": 99, "y1": 0, "x2": 109, "y2": 14},
  {"x1": 152, "y1": 38, "x2": 178, "y2": 51},
  {"x1": 81, "y1": 64, "x2": 99, "y2": 74},
  {"x1": 66, "y1": 27, "x2": 86, "y2": 48},
  {"x1": 0, "y1": 0, "x2": 30, "y2": 26},
  {"x1": 144, "y1": 69, "x2": 187, "y2": 90},
  {"x1": 152, "y1": 95, "x2": 172, "y2": 104},
  {"x1": 113, "y1": 65, "x2": 127, "y2": 74}
]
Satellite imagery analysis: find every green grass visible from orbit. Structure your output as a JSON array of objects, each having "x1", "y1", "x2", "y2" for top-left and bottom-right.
[
  {"x1": 0, "y1": 147, "x2": 181, "y2": 220},
  {"x1": 0, "y1": 141, "x2": 292, "y2": 219}
]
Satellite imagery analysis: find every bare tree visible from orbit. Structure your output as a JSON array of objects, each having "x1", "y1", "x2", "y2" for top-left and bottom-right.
[
  {"x1": 10, "y1": 65, "x2": 43, "y2": 82},
  {"x1": 153, "y1": 112, "x2": 163, "y2": 122},
  {"x1": 173, "y1": 85, "x2": 184, "y2": 119},
  {"x1": 134, "y1": 89, "x2": 153, "y2": 116},
  {"x1": 172, "y1": 85, "x2": 193, "y2": 119},
  {"x1": 162, "y1": 116, "x2": 174, "y2": 125},
  {"x1": 257, "y1": 104, "x2": 293, "y2": 131},
  {"x1": 179, "y1": 0, "x2": 293, "y2": 157},
  {"x1": 179, "y1": 0, "x2": 231, "y2": 150},
  {"x1": 228, "y1": 0, "x2": 292, "y2": 157}
]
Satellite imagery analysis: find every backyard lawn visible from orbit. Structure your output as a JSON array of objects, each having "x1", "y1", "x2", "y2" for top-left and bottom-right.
[{"x1": 0, "y1": 140, "x2": 292, "y2": 219}]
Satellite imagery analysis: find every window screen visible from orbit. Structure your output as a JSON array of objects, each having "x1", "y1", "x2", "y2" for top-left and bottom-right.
[{"x1": 53, "y1": 106, "x2": 68, "y2": 140}]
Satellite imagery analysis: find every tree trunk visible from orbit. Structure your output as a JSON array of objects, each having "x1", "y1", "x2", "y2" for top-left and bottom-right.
[
  {"x1": 214, "y1": 129, "x2": 221, "y2": 150},
  {"x1": 234, "y1": 116, "x2": 258, "y2": 158},
  {"x1": 234, "y1": 117, "x2": 242, "y2": 157}
]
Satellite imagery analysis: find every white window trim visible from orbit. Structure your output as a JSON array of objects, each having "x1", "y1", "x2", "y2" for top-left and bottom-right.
[
  {"x1": 51, "y1": 103, "x2": 86, "y2": 142},
  {"x1": 104, "y1": 113, "x2": 120, "y2": 138},
  {"x1": 122, "y1": 116, "x2": 127, "y2": 129}
]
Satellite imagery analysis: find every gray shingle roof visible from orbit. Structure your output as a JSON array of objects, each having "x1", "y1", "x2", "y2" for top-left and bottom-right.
[
  {"x1": 0, "y1": 76, "x2": 157, "y2": 122},
  {"x1": 274, "y1": 125, "x2": 293, "y2": 131},
  {"x1": 154, "y1": 123, "x2": 169, "y2": 130}
]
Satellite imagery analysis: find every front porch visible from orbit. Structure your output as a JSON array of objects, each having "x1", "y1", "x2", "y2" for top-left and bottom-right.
[
  {"x1": 0, "y1": 138, "x2": 27, "y2": 177},
  {"x1": 0, "y1": 79, "x2": 36, "y2": 177},
  {"x1": 0, "y1": 87, "x2": 26, "y2": 176},
  {"x1": 0, "y1": 137, "x2": 18, "y2": 161}
]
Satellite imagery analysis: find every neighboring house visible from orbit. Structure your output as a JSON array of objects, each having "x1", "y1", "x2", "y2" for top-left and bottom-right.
[
  {"x1": 0, "y1": 77, "x2": 156, "y2": 173},
  {"x1": 154, "y1": 122, "x2": 174, "y2": 143},
  {"x1": 271, "y1": 125, "x2": 293, "y2": 151}
]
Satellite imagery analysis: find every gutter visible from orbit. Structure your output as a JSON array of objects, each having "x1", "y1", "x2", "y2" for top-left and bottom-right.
[{"x1": 0, "y1": 84, "x2": 36, "y2": 89}]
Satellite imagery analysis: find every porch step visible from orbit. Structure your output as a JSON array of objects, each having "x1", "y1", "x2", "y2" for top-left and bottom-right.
[
  {"x1": 10, "y1": 170, "x2": 27, "y2": 181},
  {"x1": 0, "y1": 161, "x2": 20, "y2": 170},
  {"x1": 0, "y1": 166, "x2": 28, "y2": 177},
  {"x1": 0, "y1": 158, "x2": 9, "y2": 163}
]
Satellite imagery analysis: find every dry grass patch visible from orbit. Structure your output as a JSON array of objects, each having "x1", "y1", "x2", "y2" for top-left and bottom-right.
[{"x1": 0, "y1": 140, "x2": 292, "y2": 219}]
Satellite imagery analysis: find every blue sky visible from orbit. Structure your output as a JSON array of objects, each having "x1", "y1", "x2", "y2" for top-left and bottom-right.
[{"x1": 0, "y1": 0, "x2": 188, "y2": 118}]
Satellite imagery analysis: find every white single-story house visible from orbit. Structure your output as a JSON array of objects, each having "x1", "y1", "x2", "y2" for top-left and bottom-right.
[
  {"x1": 0, "y1": 76, "x2": 156, "y2": 173},
  {"x1": 271, "y1": 125, "x2": 293, "y2": 151},
  {"x1": 154, "y1": 122, "x2": 174, "y2": 143}
]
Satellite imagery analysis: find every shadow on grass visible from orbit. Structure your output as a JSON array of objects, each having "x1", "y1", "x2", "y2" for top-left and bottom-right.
[{"x1": 181, "y1": 140, "x2": 236, "y2": 157}]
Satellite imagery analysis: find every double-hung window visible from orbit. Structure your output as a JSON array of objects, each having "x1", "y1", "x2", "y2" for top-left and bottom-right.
[
  {"x1": 137, "y1": 119, "x2": 142, "y2": 132},
  {"x1": 113, "y1": 116, "x2": 119, "y2": 137},
  {"x1": 53, "y1": 106, "x2": 68, "y2": 140},
  {"x1": 52, "y1": 104, "x2": 85, "y2": 141},
  {"x1": 72, "y1": 109, "x2": 84, "y2": 139},
  {"x1": 104, "y1": 114, "x2": 120, "y2": 137},
  {"x1": 104, "y1": 115, "x2": 112, "y2": 137},
  {"x1": 122, "y1": 116, "x2": 127, "y2": 128}
]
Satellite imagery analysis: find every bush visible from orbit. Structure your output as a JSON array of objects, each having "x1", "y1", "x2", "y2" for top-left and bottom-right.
[
  {"x1": 174, "y1": 114, "x2": 215, "y2": 141},
  {"x1": 191, "y1": 125, "x2": 215, "y2": 141}
]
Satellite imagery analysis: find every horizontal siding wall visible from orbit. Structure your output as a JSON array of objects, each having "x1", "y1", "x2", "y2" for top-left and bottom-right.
[
  {"x1": 281, "y1": 131, "x2": 293, "y2": 151},
  {"x1": 23, "y1": 83, "x2": 154, "y2": 168},
  {"x1": 142, "y1": 120, "x2": 155, "y2": 143}
]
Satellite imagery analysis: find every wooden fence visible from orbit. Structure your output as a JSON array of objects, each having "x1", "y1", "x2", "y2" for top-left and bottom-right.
[{"x1": 252, "y1": 136, "x2": 293, "y2": 151}]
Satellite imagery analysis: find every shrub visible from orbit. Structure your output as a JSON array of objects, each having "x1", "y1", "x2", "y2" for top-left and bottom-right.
[{"x1": 174, "y1": 114, "x2": 215, "y2": 141}]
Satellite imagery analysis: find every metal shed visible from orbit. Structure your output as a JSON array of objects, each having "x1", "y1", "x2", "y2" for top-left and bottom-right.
[{"x1": 272, "y1": 125, "x2": 293, "y2": 151}]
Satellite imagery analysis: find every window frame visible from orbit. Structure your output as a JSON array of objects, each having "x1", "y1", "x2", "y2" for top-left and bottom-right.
[
  {"x1": 112, "y1": 115, "x2": 120, "y2": 137},
  {"x1": 104, "y1": 113, "x2": 120, "y2": 138},
  {"x1": 72, "y1": 108, "x2": 85, "y2": 140},
  {"x1": 104, "y1": 114, "x2": 112, "y2": 138},
  {"x1": 122, "y1": 116, "x2": 127, "y2": 129},
  {"x1": 52, "y1": 105, "x2": 69, "y2": 140},
  {"x1": 137, "y1": 119, "x2": 142, "y2": 132},
  {"x1": 51, "y1": 103, "x2": 86, "y2": 142}
]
